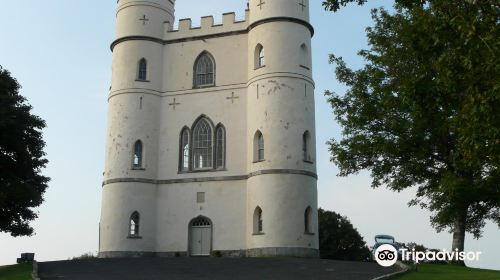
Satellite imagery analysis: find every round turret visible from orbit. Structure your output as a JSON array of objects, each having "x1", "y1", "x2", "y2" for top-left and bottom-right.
[
  {"x1": 99, "y1": 0, "x2": 171, "y2": 258},
  {"x1": 248, "y1": 0, "x2": 310, "y2": 24},
  {"x1": 246, "y1": 0, "x2": 318, "y2": 257},
  {"x1": 115, "y1": 0, "x2": 175, "y2": 39}
]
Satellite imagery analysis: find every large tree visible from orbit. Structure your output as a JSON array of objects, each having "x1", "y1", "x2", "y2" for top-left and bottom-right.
[
  {"x1": 0, "y1": 66, "x2": 49, "y2": 236},
  {"x1": 318, "y1": 209, "x2": 371, "y2": 261},
  {"x1": 323, "y1": 0, "x2": 499, "y2": 264}
]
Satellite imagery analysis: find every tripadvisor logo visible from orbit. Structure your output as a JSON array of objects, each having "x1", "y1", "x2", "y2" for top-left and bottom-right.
[
  {"x1": 400, "y1": 248, "x2": 482, "y2": 264},
  {"x1": 374, "y1": 245, "x2": 482, "y2": 267},
  {"x1": 374, "y1": 244, "x2": 398, "y2": 267}
]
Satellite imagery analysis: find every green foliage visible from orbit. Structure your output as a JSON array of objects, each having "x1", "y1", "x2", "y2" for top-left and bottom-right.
[
  {"x1": 322, "y1": 0, "x2": 369, "y2": 12},
  {"x1": 212, "y1": 251, "x2": 223, "y2": 258},
  {"x1": 71, "y1": 252, "x2": 97, "y2": 260},
  {"x1": 324, "y1": 0, "x2": 500, "y2": 246},
  {"x1": 0, "y1": 66, "x2": 49, "y2": 237},
  {"x1": 322, "y1": 0, "x2": 430, "y2": 12},
  {"x1": 0, "y1": 264, "x2": 32, "y2": 280},
  {"x1": 318, "y1": 208, "x2": 371, "y2": 261},
  {"x1": 395, "y1": 264, "x2": 500, "y2": 280}
]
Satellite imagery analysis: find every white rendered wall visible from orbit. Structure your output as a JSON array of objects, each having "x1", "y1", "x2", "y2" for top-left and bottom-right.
[
  {"x1": 116, "y1": 0, "x2": 175, "y2": 38},
  {"x1": 101, "y1": 0, "x2": 319, "y2": 257},
  {"x1": 245, "y1": 8, "x2": 318, "y2": 253},
  {"x1": 248, "y1": 0, "x2": 310, "y2": 23},
  {"x1": 155, "y1": 181, "x2": 247, "y2": 253},
  {"x1": 100, "y1": 183, "x2": 158, "y2": 253}
]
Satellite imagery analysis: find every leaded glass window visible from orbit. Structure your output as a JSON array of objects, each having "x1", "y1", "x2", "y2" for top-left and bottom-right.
[
  {"x1": 215, "y1": 126, "x2": 225, "y2": 169},
  {"x1": 191, "y1": 217, "x2": 211, "y2": 227},
  {"x1": 194, "y1": 53, "x2": 215, "y2": 87},
  {"x1": 129, "y1": 212, "x2": 140, "y2": 236},
  {"x1": 180, "y1": 129, "x2": 190, "y2": 171},
  {"x1": 133, "y1": 140, "x2": 143, "y2": 168},
  {"x1": 193, "y1": 119, "x2": 213, "y2": 169},
  {"x1": 258, "y1": 47, "x2": 265, "y2": 67},
  {"x1": 138, "y1": 58, "x2": 147, "y2": 81},
  {"x1": 255, "y1": 44, "x2": 265, "y2": 68},
  {"x1": 258, "y1": 133, "x2": 264, "y2": 161}
]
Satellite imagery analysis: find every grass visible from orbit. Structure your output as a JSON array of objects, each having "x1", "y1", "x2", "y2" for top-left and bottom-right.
[
  {"x1": 0, "y1": 264, "x2": 32, "y2": 280},
  {"x1": 395, "y1": 264, "x2": 500, "y2": 280}
]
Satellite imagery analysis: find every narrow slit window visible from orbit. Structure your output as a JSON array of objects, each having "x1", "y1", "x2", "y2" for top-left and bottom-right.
[
  {"x1": 255, "y1": 44, "x2": 265, "y2": 68},
  {"x1": 129, "y1": 212, "x2": 140, "y2": 237},
  {"x1": 138, "y1": 58, "x2": 147, "y2": 81},
  {"x1": 180, "y1": 129, "x2": 190, "y2": 171},
  {"x1": 305, "y1": 206, "x2": 313, "y2": 234},
  {"x1": 133, "y1": 140, "x2": 143, "y2": 168},
  {"x1": 253, "y1": 207, "x2": 263, "y2": 234},
  {"x1": 300, "y1": 44, "x2": 309, "y2": 68},
  {"x1": 303, "y1": 131, "x2": 311, "y2": 162},
  {"x1": 254, "y1": 131, "x2": 265, "y2": 162},
  {"x1": 215, "y1": 126, "x2": 225, "y2": 169}
]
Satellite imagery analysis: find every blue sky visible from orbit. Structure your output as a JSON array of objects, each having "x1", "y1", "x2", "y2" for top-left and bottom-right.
[{"x1": 0, "y1": 0, "x2": 498, "y2": 270}]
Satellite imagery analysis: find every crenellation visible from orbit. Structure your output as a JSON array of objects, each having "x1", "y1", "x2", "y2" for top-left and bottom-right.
[
  {"x1": 201, "y1": 16, "x2": 214, "y2": 29},
  {"x1": 177, "y1": 18, "x2": 192, "y2": 31},
  {"x1": 222, "y1": 12, "x2": 236, "y2": 26},
  {"x1": 244, "y1": 9, "x2": 250, "y2": 22},
  {"x1": 166, "y1": 12, "x2": 248, "y2": 41}
]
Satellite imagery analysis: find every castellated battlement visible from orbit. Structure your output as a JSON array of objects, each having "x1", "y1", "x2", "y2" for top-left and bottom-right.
[{"x1": 165, "y1": 11, "x2": 249, "y2": 41}]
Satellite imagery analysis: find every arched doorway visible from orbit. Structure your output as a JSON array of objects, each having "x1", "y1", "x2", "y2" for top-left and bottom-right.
[{"x1": 189, "y1": 216, "x2": 212, "y2": 256}]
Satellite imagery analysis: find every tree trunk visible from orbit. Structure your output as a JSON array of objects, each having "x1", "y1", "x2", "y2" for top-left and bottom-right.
[{"x1": 451, "y1": 210, "x2": 467, "y2": 266}]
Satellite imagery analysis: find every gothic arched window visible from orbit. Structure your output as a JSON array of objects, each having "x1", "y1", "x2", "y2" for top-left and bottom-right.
[
  {"x1": 215, "y1": 125, "x2": 226, "y2": 169},
  {"x1": 194, "y1": 52, "x2": 215, "y2": 88},
  {"x1": 129, "y1": 212, "x2": 140, "y2": 237},
  {"x1": 192, "y1": 118, "x2": 213, "y2": 169},
  {"x1": 304, "y1": 206, "x2": 313, "y2": 234},
  {"x1": 255, "y1": 44, "x2": 265, "y2": 68},
  {"x1": 254, "y1": 131, "x2": 264, "y2": 162},
  {"x1": 137, "y1": 58, "x2": 147, "y2": 81},
  {"x1": 180, "y1": 128, "x2": 190, "y2": 171},
  {"x1": 133, "y1": 140, "x2": 143, "y2": 169},
  {"x1": 253, "y1": 207, "x2": 263, "y2": 234}
]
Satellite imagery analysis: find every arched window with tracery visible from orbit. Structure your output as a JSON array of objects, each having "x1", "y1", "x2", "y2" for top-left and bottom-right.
[
  {"x1": 129, "y1": 211, "x2": 140, "y2": 237},
  {"x1": 194, "y1": 52, "x2": 215, "y2": 87},
  {"x1": 192, "y1": 118, "x2": 213, "y2": 169}
]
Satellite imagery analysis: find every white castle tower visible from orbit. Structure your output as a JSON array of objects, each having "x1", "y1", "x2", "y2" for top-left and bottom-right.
[{"x1": 99, "y1": 0, "x2": 318, "y2": 258}]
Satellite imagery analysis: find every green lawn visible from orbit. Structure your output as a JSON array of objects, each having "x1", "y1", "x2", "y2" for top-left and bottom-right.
[
  {"x1": 395, "y1": 264, "x2": 500, "y2": 280},
  {"x1": 0, "y1": 264, "x2": 32, "y2": 280}
]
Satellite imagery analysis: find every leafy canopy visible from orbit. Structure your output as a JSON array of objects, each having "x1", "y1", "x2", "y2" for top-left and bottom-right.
[
  {"x1": 325, "y1": 0, "x2": 499, "y2": 239},
  {"x1": 318, "y1": 209, "x2": 371, "y2": 261},
  {"x1": 0, "y1": 66, "x2": 49, "y2": 236}
]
